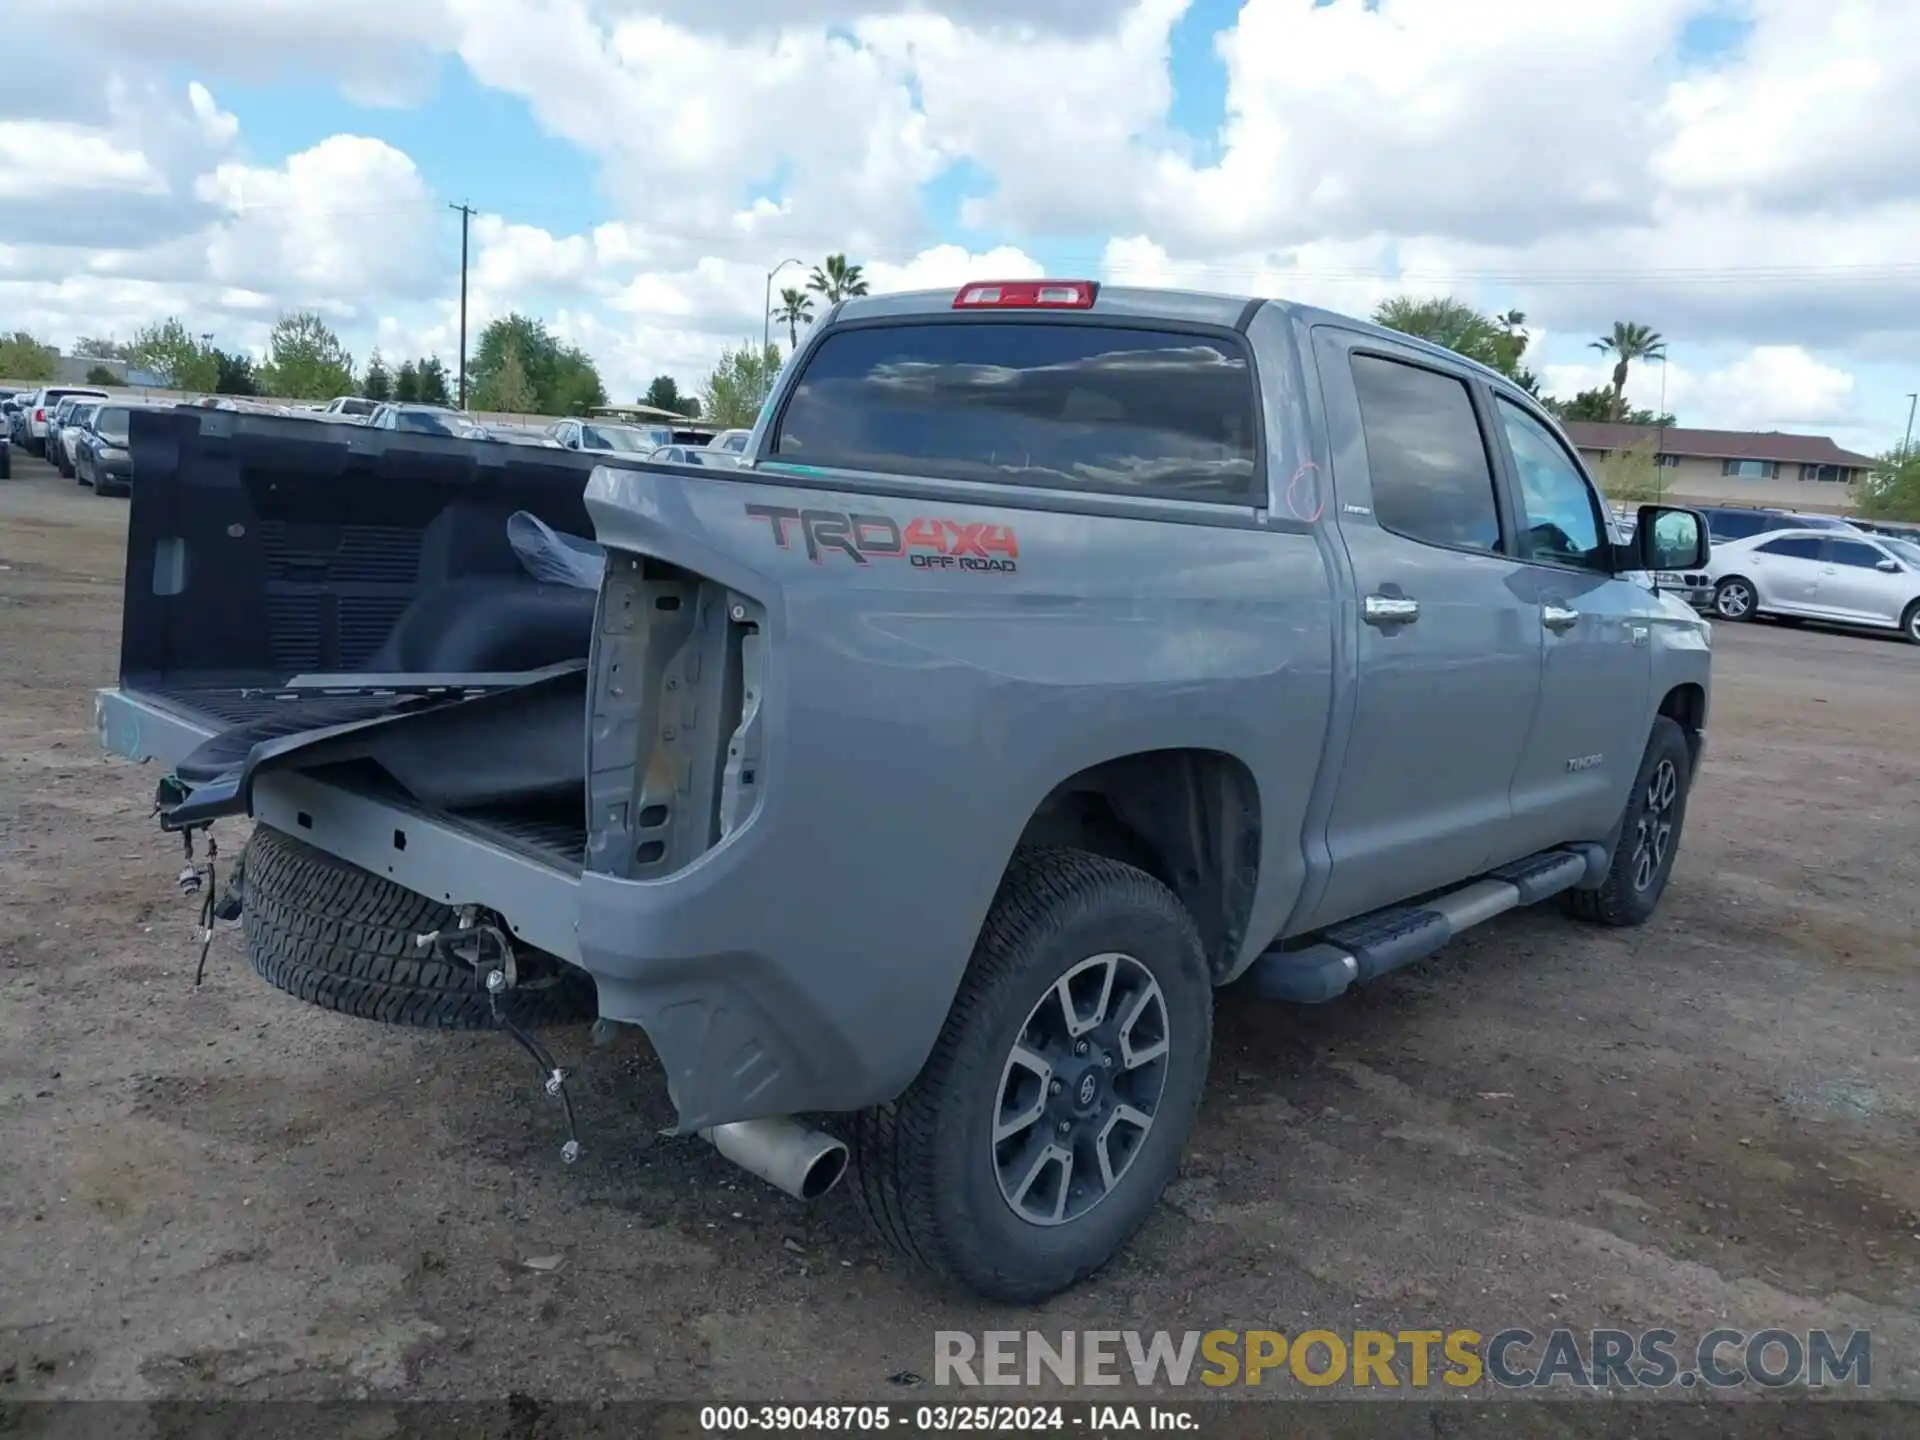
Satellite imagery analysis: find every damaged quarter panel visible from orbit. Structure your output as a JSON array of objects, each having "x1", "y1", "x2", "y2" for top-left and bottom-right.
[{"x1": 576, "y1": 435, "x2": 1335, "y2": 1130}]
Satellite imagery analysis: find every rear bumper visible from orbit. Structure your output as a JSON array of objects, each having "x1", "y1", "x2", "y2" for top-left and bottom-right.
[{"x1": 95, "y1": 686, "x2": 888, "y2": 1132}]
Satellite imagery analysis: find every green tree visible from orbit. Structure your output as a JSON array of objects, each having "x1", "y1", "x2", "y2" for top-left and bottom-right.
[
  {"x1": 362, "y1": 350, "x2": 392, "y2": 402},
  {"x1": 773, "y1": 287, "x2": 815, "y2": 348},
  {"x1": 1592, "y1": 435, "x2": 1663, "y2": 504},
  {"x1": 0, "y1": 332, "x2": 60, "y2": 381},
  {"x1": 415, "y1": 357, "x2": 452, "y2": 406},
  {"x1": 806, "y1": 253, "x2": 869, "y2": 305},
  {"x1": 469, "y1": 314, "x2": 606, "y2": 415},
  {"x1": 1855, "y1": 446, "x2": 1920, "y2": 522},
  {"x1": 128, "y1": 317, "x2": 217, "y2": 391},
  {"x1": 551, "y1": 346, "x2": 607, "y2": 415},
  {"x1": 85, "y1": 364, "x2": 121, "y2": 386},
  {"x1": 74, "y1": 335, "x2": 133, "y2": 361},
  {"x1": 256, "y1": 311, "x2": 355, "y2": 400},
  {"x1": 1372, "y1": 296, "x2": 1519, "y2": 375},
  {"x1": 1543, "y1": 387, "x2": 1676, "y2": 426},
  {"x1": 393, "y1": 359, "x2": 420, "y2": 403},
  {"x1": 473, "y1": 342, "x2": 538, "y2": 413},
  {"x1": 1590, "y1": 321, "x2": 1666, "y2": 422},
  {"x1": 213, "y1": 350, "x2": 258, "y2": 396},
  {"x1": 700, "y1": 341, "x2": 785, "y2": 429},
  {"x1": 642, "y1": 374, "x2": 701, "y2": 417}
]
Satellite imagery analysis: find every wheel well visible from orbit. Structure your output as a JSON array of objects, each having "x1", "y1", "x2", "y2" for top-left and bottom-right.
[
  {"x1": 1012, "y1": 750, "x2": 1260, "y2": 982},
  {"x1": 1658, "y1": 682, "x2": 1706, "y2": 769}
]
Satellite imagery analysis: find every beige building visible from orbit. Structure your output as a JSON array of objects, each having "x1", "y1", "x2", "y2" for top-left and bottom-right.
[{"x1": 1560, "y1": 422, "x2": 1879, "y2": 515}]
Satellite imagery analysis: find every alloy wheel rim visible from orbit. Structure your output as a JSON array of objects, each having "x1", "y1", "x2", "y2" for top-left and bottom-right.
[
  {"x1": 1715, "y1": 583, "x2": 1751, "y2": 619},
  {"x1": 992, "y1": 952, "x2": 1171, "y2": 1227},
  {"x1": 1631, "y1": 758, "x2": 1679, "y2": 893}
]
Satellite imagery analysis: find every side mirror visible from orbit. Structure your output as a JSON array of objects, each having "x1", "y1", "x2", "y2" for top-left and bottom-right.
[
  {"x1": 1634, "y1": 504, "x2": 1709, "y2": 572},
  {"x1": 1877, "y1": 558, "x2": 1900, "y2": 573}
]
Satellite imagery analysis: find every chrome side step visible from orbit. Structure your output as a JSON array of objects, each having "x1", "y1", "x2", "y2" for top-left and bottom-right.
[{"x1": 1248, "y1": 846, "x2": 1602, "y2": 1004}]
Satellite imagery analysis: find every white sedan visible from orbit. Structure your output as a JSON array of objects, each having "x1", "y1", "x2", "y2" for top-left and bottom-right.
[{"x1": 1706, "y1": 526, "x2": 1920, "y2": 642}]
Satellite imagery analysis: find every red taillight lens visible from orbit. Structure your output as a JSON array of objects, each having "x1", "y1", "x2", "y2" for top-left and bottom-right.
[
  {"x1": 953, "y1": 279, "x2": 1098, "y2": 310},
  {"x1": 35, "y1": 408, "x2": 46, "y2": 422}
]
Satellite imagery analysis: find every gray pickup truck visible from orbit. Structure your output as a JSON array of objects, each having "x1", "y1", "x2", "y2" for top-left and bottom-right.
[{"x1": 97, "y1": 281, "x2": 1712, "y2": 1302}]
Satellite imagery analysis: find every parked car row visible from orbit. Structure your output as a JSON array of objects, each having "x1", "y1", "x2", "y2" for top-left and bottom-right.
[
  {"x1": 2, "y1": 385, "x2": 755, "y2": 493},
  {"x1": 1, "y1": 392, "x2": 164, "y2": 498},
  {"x1": 3, "y1": 384, "x2": 110, "y2": 459},
  {"x1": 542, "y1": 416, "x2": 746, "y2": 467}
]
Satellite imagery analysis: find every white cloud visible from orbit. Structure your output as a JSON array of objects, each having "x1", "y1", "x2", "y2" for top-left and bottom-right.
[
  {"x1": 0, "y1": 123, "x2": 167, "y2": 199},
  {"x1": 1654, "y1": 0, "x2": 1920, "y2": 212},
  {"x1": 864, "y1": 243, "x2": 1043, "y2": 293},
  {"x1": 1541, "y1": 345, "x2": 1860, "y2": 433},
  {"x1": 3, "y1": 0, "x2": 1918, "y2": 449},
  {"x1": 444, "y1": 2, "x2": 945, "y2": 259},
  {"x1": 197, "y1": 137, "x2": 442, "y2": 305}
]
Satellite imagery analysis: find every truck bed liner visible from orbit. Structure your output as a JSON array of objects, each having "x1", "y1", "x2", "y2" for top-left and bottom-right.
[
  {"x1": 138, "y1": 684, "x2": 404, "y2": 731},
  {"x1": 126, "y1": 686, "x2": 591, "y2": 873}
]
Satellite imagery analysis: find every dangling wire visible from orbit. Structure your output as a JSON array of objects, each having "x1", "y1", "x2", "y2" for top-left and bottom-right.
[{"x1": 192, "y1": 831, "x2": 219, "y2": 986}]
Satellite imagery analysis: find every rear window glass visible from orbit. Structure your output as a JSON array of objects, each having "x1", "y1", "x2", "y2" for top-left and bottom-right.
[
  {"x1": 1704, "y1": 509, "x2": 1768, "y2": 540},
  {"x1": 773, "y1": 322, "x2": 1260, "y2": 503}
]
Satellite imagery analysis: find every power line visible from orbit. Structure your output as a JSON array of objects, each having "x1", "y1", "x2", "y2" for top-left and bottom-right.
[{"x1": 197, "y1": 199, "x2": 1920, "y2": 290}]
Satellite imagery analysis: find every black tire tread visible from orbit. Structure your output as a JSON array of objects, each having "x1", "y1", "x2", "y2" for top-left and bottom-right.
[
  {"x1": 241, "y1": 825, "x2": 596, "y2": 1029},
  {"x1": 1567, "y1": 717, "x2": 1690, "y2": 927},
  {"x1": 849, "y1": 845, "x2": 1208, "y2": 1299}
]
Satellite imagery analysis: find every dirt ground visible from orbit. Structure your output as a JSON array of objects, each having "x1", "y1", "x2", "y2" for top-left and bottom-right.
[{"x1": 2, "y1": 453, "x2": 1918, "y2": 1414}]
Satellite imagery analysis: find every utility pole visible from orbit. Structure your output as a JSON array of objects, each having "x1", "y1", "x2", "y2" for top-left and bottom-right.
[
  {"x1": 450, "y1": 202, "x2": 474, "y2": 408},
  {"x1": 1655, "y1": 356, "x2": 1669, "y2": 503},
  {"x1": 763, "y1": 257, "x2": 807, "y2": 356},
  {"x1": 1904, "y1": 392, "x2": 1916, "y2": 458}
]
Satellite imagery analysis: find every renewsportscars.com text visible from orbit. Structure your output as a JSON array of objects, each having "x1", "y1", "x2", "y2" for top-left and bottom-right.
[{"x1": 933, "y1": 1328, "x2": 1870, "y2": 1391}]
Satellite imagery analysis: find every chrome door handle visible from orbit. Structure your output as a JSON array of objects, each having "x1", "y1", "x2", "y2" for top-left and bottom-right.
[
  {"x1": 1362, "y1": 594, "x2": 1420, "y2": 626},
  {"x1": 1542, "y1": 604, "x2": 1580, "y2": 633}
]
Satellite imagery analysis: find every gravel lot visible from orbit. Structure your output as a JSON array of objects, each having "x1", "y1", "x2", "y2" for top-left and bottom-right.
[{"x1": 3, "y1": 454, "x2": 1917, "y2": 1415}]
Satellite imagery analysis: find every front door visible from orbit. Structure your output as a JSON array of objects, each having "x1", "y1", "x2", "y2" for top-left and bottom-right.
[
  {"x1": 1303, "y1": 334, "x2": 1545, "y2": 929},
  {"x1": 1812, "y1": 536, "x2": 1904, "y2": 626},
  {"x1": 1494, "y1": 397, "x2": 1654, "y2": 850}
]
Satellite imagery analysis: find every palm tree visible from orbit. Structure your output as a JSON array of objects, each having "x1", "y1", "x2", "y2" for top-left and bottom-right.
[
  {"x1": 807, "y1": 253, "x2": 869, "y2": 305},
  {"x1": 1590, "y1": 322, "x2": 1666, "y2": 423},
  {"x1": 772, "y1": 287, "x2": 815, "y2": 348}
]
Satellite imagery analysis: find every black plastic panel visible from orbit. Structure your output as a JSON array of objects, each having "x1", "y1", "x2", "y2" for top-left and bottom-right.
[{"x1": 119, "y1": 406, "x2": 613, "y2": 689}]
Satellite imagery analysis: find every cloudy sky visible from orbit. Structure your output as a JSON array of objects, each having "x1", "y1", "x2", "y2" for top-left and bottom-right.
[{"x1": 2, "y1": 0, "x2": 1915, "y2": 453}]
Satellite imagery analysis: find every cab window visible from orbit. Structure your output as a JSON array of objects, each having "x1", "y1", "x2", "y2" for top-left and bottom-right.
[{"x1": 1496, "y1": 398, "x2": 1608, "y2": 570}]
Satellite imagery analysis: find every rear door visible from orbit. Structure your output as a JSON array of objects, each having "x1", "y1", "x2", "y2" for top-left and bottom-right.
[
  {"x1": 1304, "y1": 331, "x2": 1545, "y2": 927},
  {"x1": 1493, "y1": 395, "x2": 1653, "y2": 849},
  {"x1": 1749, "y1": 534, "x2": 1825, "y2": 611}
]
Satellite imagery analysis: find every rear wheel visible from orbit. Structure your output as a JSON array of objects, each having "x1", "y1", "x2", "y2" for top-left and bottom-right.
[
  {"x1": 1568, "y1": 717, "x2": 1692, "y2": 928},
  {"x1": 241, "y1": 825, "x2": 597, "y2": 1029},
  {"x1": 850, "y1": 847, "x2": 1212, "y2": 1303},
  {"x1": 1711, "y1": 576, "x2": 1756, "y2": 621}
]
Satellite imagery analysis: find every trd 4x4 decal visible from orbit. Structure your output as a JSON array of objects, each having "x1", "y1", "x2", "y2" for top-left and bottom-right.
[{"x1": 745, "y1": 503, "x2": 1019, "y2": 573}]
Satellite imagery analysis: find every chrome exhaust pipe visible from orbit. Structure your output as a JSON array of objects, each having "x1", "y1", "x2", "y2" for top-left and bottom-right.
[{"x1": 700, "y1": 1117, "x2": 849, "y2": 1201}]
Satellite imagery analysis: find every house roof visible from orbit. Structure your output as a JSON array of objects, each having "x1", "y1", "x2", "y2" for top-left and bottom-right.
[{"x1": 1560, "y1": 421, "x2": 1878, "y2": 468}]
